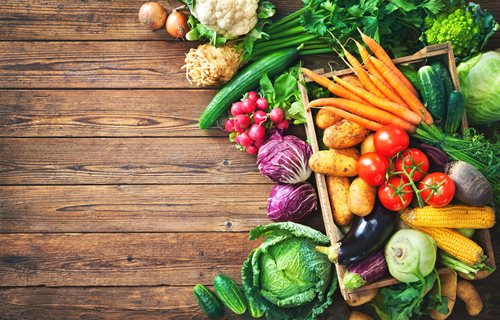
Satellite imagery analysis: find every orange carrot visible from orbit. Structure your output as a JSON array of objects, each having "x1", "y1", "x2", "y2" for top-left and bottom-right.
[
  {"x1": 369, "y1": 74, "x2": 409, "y2": 107},
  {"x1": 301, "y1": 68, "x2": 371, "y2": 105},
  {"x1": 332, "y1": 75, "x2": 421, "y2": 125},
  {"x1": 309, "y1": 105, "x2": 383, "y2": 131},
  {"x1": 308, "y1": 98, "x2": 416, "y2": 132},
  {"x1": 359, "y1": 30, "x2": 418, "y2": 96},
  {"x1": 340, "y1": 74, "x2": 364, "y2": 88},
  {"x1": 369, "y1": 57, "x2": 433, "y2": 125},
  {"x1": 343, "y1": 49, "x2": 387, "y2": 100},
  {"x1": 354, "y1": 39, "x2": 395, "y2": 92}
]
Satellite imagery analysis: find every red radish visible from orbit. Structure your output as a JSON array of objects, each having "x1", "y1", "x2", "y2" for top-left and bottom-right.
[
  {"x1": 246, "y1": 145, "x2": 259, "y2": 155},
  {"x1": 275, "y1": 119, "x2": 289, "y2": 130},
  {"x1": 166, "y1": 10, "x2": 189, "y2": 38},
  {"x1": 270, "y1": 108, "x2": 284, "y2": 124},
  {"x1": 247, "y1": 91, "x2": 258, "y2": 102},
  {"x1": 248, "y1": 124, "x2": 265, "y2": 141},
  {"x1": 256, "y1": 97, "x2": 268, "y2": 110},
  {"x1": 231, "y1": 102, "x2": 244, "y2": 116},
  {"x1": 233, "y1": 114, "x2": 250, "y2": 132},
  {"x1": 253, "y1": 110, "x2": 267, "y2": 125},
  {"x1": 138, "y1": 2, "x2": 167, "y2": 30},
  {"x1": 224, "y1": 119, "x2": 235, "y2": 132},
  {"x1": 254, "y1": 139, "x2": 265, "y2": 148},
  {"x1": 242, "y1": 98, "x2": 256, "y2": 114},
  {"x1": 236, "y1": 132, "x2": 253, "y2": 148}
]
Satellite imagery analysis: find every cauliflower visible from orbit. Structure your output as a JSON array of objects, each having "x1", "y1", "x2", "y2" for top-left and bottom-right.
[{"x1": 193, "y1": 0, "x2": 259, "y2": 39}]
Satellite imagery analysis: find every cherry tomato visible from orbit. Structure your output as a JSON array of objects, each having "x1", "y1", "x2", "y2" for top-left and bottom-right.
[
  {"x1": 374, "y1": 125, "x2": 409, "y2": 157},
  {"x1": 393, "y1": 148, "x2": 430, "y2": 182},
  {"x1": 419, "y1": 172, "x2": 455, "y2": 207},
  {"x1": 356, "y1": 152, "x2": 390, "y2": 186},
  {"x1": 378, "y1": 176, "x2": 413, "y2": 211}
]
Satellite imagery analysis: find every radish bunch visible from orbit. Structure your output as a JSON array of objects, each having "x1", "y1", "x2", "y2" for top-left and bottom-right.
[{"x1": 224, "y1": 91, "x2": 288, "y2": 155}]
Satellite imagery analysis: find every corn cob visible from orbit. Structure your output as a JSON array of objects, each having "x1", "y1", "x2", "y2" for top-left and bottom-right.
[
  {"x1": 401, "y1": 205, "x2": 495, "y2": 229},
  {"x1": 401, "y1": 214, "x2": 484, "y2": 265}
]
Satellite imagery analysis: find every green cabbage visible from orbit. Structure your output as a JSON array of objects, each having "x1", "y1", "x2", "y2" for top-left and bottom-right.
[
  {"x1": 457, "y1": 51, "x2": 500, "y2": 125},
  {"x1": 241, "y1": 222, "x2": 337, "y2": 320}
]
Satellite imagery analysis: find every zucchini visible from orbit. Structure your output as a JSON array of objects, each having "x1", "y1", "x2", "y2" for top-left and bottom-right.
[
  {"x1": 199, "y1": 48, "x2": 298, "y2": 129},
  {"x1": 193, "y1": 284, "x2": 224, "y2": 318},
  {"x1": 213, "y1": 274, "x2": 247, "y2": 315},
  {"x1": 445, "y1": 90, "x2": 465, "y2": 134},
  {"x1": 430, "y1": 62, "x2": 454, "y2": 98},
  {"x1": 417, "y1": 65, "x2": 446, "y2": 123}
]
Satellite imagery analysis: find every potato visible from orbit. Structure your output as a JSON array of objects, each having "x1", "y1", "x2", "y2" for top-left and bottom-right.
[
  {"x1": 309, "y1": 150, "x2": 357, "y2": 176},
  {"x1": 330, "y1": 147, "x2": 360, "y2": 160},
  {"x1": 315, "y1": 108, "x2": 342, "y2": 130},
  {"x1": 345, "y1": 288, "x2": 378, "y2": 307},
  {"x1": 323, "y1": 119, "x2": 371, "y2": 149},
  {"x1": 348, "y1": 177, "x2": 376, "y2": 216},
  {"x1": 457, "y1": 280, "x2": 483, "y2": 316},
  {"x1": 360, "y1": 134, "x2": 376, "y2": 154},
  {"x1": 349, "y1": 311, "x2": 373, "y2": 320},
  {"x1": 429, "y1": 270, "x2": 457, "y2": 320},
  {"x1": 326, "y1": 176, "x2": 353, "y2": 226}
]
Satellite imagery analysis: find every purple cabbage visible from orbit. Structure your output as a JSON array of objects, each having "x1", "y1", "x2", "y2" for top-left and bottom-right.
[
  {"x1": 257, "y1": 132, "x2": 312, "y2": 184},
  {"x1": 267, "y1": 183, "x2": 318, "y2": 222}
]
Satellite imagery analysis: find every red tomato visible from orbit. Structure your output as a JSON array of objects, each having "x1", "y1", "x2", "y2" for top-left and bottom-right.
[
  {"x1": 374, "y1": 125, "x2": 410, "y2": 157},
  {"x1": 378, "y1": 176, "x2": 414, "y2": 211},
  {"x1": 393, "y1": 148, "x2": 430, "y2": 182},
  {"x1": 356, "y1": 152, "x2": 390, "y2": 186},
  {"x1": 419, "y1": 172, "x2": 455, "y2": 207}
]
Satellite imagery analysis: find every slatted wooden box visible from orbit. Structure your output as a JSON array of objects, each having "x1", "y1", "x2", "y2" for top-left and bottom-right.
[{"x1": 298, "y1": 43, "x2": 496, "y2": 301}]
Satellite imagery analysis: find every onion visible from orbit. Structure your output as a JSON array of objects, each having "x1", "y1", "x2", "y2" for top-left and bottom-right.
[
  {"x1": 138, "y1": 2, "x2": 167, "y2": 30},
  {"x1": 166, "y1": 10, "x2": 189, "y2": 38}
]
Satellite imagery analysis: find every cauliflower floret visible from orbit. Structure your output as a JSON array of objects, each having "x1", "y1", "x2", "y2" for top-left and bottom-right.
[{"x1": 193, "y1": 0, "x2": 259, "y2": 39}]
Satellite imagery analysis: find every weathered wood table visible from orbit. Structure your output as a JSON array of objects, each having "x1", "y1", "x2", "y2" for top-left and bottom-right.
[{"x1": 0, "y1": 1, "x2": 498, "y2": 319}]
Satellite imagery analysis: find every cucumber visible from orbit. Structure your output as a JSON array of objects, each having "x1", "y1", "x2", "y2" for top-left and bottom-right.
[
  {"x1": 193, "y1": 284, "x2": 224, "y2": 318},
  {"x1": 417, "y1": 65, "x2": 446, "y2": 123},
  {"x1": 445, "y1": 90, "x2": 465, "y2": 134},
  {"x1": 199, "y1": 48, "x2": 298, "y2": 129},
  {"x1": 247, "y1": 296, "x2": 265, "y2": 318},
  {"x1": 213, "y1": 274, "x2": 247, "y2": 315},
  {"x1": 430, "y1": 62, "x2": 454, "y2": 98}
]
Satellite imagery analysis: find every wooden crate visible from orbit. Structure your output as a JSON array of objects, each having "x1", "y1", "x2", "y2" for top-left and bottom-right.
[{"x1": 299, "y1": 43, "x2": 496, "y2": 301}]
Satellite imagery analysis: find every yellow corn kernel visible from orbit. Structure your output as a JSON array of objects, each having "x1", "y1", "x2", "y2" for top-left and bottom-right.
[{"x1": 401, "y1": 205, "x2": 495, "y2": 229}]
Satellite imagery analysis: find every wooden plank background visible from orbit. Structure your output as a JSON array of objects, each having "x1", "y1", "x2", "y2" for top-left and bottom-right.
[{"x1": 0, "y1": 0, "x2": 498, "y2": 319}]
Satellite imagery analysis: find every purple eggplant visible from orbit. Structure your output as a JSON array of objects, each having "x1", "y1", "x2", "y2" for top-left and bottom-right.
[{"x1": 342, "y1": 250, "x2": 388, "y2": 290}]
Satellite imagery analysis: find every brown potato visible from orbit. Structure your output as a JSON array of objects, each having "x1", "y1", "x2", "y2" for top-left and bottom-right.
[
  {"x1": 309, "y1": 150, "x2": 357, "y2": 176},
  {"x1": 323, "y1": 119, "x2": 371, "y2": 149},
  {"x1": 315, "y1": 108, "x2": 342, "y2": 130},
  {"x1": 326, "y1": 176, "x2": 353, "y2": 226},
  {"x1": 360, "y1": 134, "x2": 376, "y2": 154},
  {"x1": 430, "y1": 270, "x2": 457, "y2": 320},
  {"x1": 349, "y1": 177, "x2": 376, "y2": 216},
  {"x1": 345, "y1": 288, "x2": 379, "y2": 307},
  {"x1": 457, "y1": 280, "x2": 483, "y2": 316},
  {"x1": 330, "y1": 147, "x2": 360, "y2": 160},
  {"x1": 349, "y1": 311, "x2": 373, "y2": 320}
]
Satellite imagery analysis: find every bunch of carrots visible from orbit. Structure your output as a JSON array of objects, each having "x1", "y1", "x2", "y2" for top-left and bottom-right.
[{"x1": 303, "y1": 30, "x2": 433, "y2": 133}]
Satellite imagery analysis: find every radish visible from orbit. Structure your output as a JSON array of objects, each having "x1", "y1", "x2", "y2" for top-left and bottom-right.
[
  {"x1": 256, "y1": 98, "x2": 268, "y2": 111},
  {"x1": 231, "y1": 102, "x2": 244, "y2": 116},
  {"x1": 275, "y1": 119, "x2": 289, "y2": 130},
  {"x1": 270, "y1": 108, "x2": 284, "y2": 123},
  {"x1": 253, "y1": 110, "x2": 267, "y2": 125},
  {"x1": 248, "y1": 124, "x2": 265, "y2": 141},
  {"x1": 247, "y1": 91, "x2": 258, "y2": 102},
  {"x1": 224, "y1": 119, "x2": 235, "y2": 132},
  {"x1": 241, "y1": 98, "x2": 256, "y2": 114},
  {"x1": 236, "y1": 132, "x2": 252, "y2": 148},
  {"x1": 233, "y1": 114, "x2": 250, "y2": 132},
  {"x1": 246, "y1": 145, "x2": 259, "y2": 155}
]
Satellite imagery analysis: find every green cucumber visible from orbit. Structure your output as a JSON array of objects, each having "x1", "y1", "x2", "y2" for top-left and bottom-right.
[
  {"x1": 199, "y1": 48, "x2": 298, "y2": 129},
  {"x1": 213, "y1": 274, "x2": 247, "y2": 315},
  {"x1": 193, "y1": 284, "x2": 224, "y2": 318},
  {"x1": 417, "y1": 65, "x2": 446, "y2": 123},
  {"x1": 247, "y1": 296, "x2": 265, "y2": 318},
  {"x1": 430, "y1": 62, "x2": 454, "y2": 98},
  {"x1": 445, "y1": 90, "x2": 465, "y2": 134}
]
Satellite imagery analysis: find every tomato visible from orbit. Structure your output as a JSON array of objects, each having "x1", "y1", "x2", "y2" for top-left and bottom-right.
[
  {"x1": 393, "y1": 148, "x2": 430, "y2": 182},
  {"x1": 378, "y1": 176, "x2": 413, "y2": 211},
  {"x1": 419, "y1": 172, "x2": 455, "y2": 207},
  {"x1": 356, "y1": 152, "x2": 390, "y2": 186},
  {"x1": 374, "y1": 125, "x2": 410, "y2": 157}
]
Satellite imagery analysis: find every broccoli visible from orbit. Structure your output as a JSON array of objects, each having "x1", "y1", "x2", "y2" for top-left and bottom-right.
[{"x1": 422, "y1": 3, "x2": 499, "y2": 62}]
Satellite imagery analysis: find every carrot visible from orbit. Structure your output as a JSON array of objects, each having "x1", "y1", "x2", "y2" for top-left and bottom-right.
[
  {"x1": 332, "y1": 75, "x2": 422, "y2": 125},
  {"x1": 309, "y1": 105, "x2": 383, "y2": 131},
  {"x1": 368, "y1": 74, "x2": 409, "y2": 107},
  {"x1": 341, "y1": 74, "x2": 364, "y2": 88},
  {"x1": 343, "y1": 50, "x2": 387, "y2": 100},
  {"x1": 301, "y1": 68, "x2": 371, "y2": 105},
  {"x1": 308, "y1": 98, "x2": 416, "y2": 132},
  {"x1": 358, "y1": 30, "x2": 418, "y2": 96},
  {"x1": 369, "y1": 57, "x2": 433, "y2": 125},
  {"x1": 354, "y1": 39, "x2": 395, "y2": 92}
]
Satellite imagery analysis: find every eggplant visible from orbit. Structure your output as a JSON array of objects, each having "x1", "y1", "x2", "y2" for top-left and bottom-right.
[
  {"x1": 343, "y1": 250, "x2": 388, "y2": 290},
  {"x1": 317, "y1": 203, "x2": 395, "y2": 265}
]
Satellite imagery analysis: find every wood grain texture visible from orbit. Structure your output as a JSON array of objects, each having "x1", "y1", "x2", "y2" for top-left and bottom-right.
[
  {"x1": 0, "y1": 137, "x2": 269, "y2": 185},
  {"x1": 0, "y1": 185, "x2": 272, "y2": 232},
  {"x1": 0, "y1": 233, "x2": 260, "y2": 286},
  {"x1": 0, "y1": 0, "x2": 302, "y2": 40}
]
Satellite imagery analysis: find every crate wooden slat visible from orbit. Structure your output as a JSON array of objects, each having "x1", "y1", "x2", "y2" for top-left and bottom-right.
[{"x1": 300, "y1": 43, "x2": 496, "y2": 301}]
